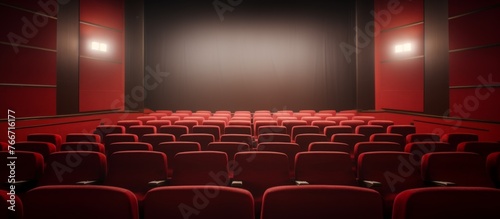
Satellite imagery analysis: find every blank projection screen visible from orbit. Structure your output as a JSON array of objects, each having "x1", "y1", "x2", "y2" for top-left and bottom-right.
[{"x1": 145, "y1": 0, "x2": 356, "y2": 111}]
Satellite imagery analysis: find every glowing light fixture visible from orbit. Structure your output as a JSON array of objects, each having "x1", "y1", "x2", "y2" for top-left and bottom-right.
[
  {"x1": 395, "y1": 43, "x2": 412, "y2": 54},
  {"x1": 91, "y1": 41, "x2": 108, "y2": 52}
]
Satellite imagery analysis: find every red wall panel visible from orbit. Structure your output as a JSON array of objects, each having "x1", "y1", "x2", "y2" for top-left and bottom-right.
[
  {"x1": 449, "y1": 7, "x2": 500, "y2": 50},
  {"x1": 0, "y1": 87, "x2": 56, "y2": 118},
  {"x1": 449, "y1": 0, "x2": 500, "y2": 17},
  {"x1": 79, "y1": 58, "x2": 124, "y2": 112},
  {"x1": 375, "y1": 0, "x2": 423, "y2": 30},
  {"x1": 379, "y1": 24, "x2": 423, "y2": 61},
  {"x1": 80, "y1": 0, "x2": 124, "y2": 30},
  {"x1": 449, "y1": 46, "x2": 500, "y2": 86},
  {"x1": 79, "y1": 23, "x2": 123, "y2": 62},
  {"x1": 449, "y1": 88, "x2": 500, "y2": 122},
  {"x1": 0, "y1": 5, "x2": 57, "y2": 50},
  {"x1": 0, "y1": 44, "x2": 56, "y2": 85}
]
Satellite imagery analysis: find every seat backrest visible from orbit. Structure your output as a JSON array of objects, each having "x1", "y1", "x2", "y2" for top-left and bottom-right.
[
  {"x1": 61, "y1": 142, "x2": 104, "y2": 153},
  {"x1": 183, "y1": 116, "x2": 205, "y2": 125},
  {"x1": 311, "y1": 121, "x2": 337, "y2": 134},
  {"x1": 339, "y1": 120, "x2": 365, "y2": 129},
  {"x1": 94, "y1": 125, "x2": 126, "y2": 140},
  {"x1": 220, "y1": 134, "x2": 253, "y2": 146},
  {"x1": 145, "y1": 120, "x2": 172, "y2": 131},
  {"x1": 295, "y1": 152, "x2": 356, "y2": 185},
  {"x1": 148, "y1": 112, "x2": 168, "y2": 119},
  {"x1": 159, "y1": 116, "x2": 180, "y2": 124},
  {"x1": 457, "y1": 141, "x2": 500, "y2": 160},
  {"x1": 293, "y1": 112, "x2": 312, "y2": 119},
  {"x1": 193, "y1": 125, "x2": 221, "y2": 141},
  {"x1": 27, "y1": 133, "x2": 62, "y2": 149},
  {"x1": 404, "y1": 142, "x2": 454, "y2": 163},
  {"x1": 174, "y1": 120, "x2": 199, "y2": 133},
  {"x1": 392, "y1": 187, "x2": 500, "y2": 219},
  {"x1": 65, "y1": 133, "x2": 101, "y2": 143},
  {"x1": 158, "y1": 125, "x2": 188, "y2": 139},
  {"x1": 387, "y1": 125, "x2": 416, "y2": 139},
  {"x1": 254, "y1": 121, "x2": 279, "y2": 137},
  {"x1": 325, "y1": 116, "x2": 349, "y2": 124},
  {"x1": 206, "y1": 142, "x2": 250, "y2": 162},
  {"x1": 441, "y1": 133, "x2": 479, "y2": 150},
  {"x1": 331, "y1": 134, "x2": 368, "y2": 154},
  {"x1": 257, "y1": 133, "x2": 291, "y2": 143},
  {"x1": 14, "y1": 141, "x2": 56, "y2": 160},
  {"x1": 155, "y1": 142, "x2": 201, "y2": 176},
  {"x1": 179, "y1": 134, "x2": 215, "y2": 150},
  {"x1": 354, "y1": 142, "x2": 403, "y2": 163},
  {"x1": 171, "y1": 112, "x2": 190, "y2": 120},
  {"x1": 358, "y1": 152, "x2": 423, "y2": 195},
  {"x1": 351, "y1": 116, "x2": 376, "y2": 123},
  {"x1": 324, "y1": 125, "x2": 353, "y2": 139},
  {"x1": 144, "y1": 186, "x2": 254, "y2": 219},
  {"x1": 128, "y1": 125, "x2": 157, "y2": 139},
  {"x1": 0, "y1": 151, "x2": 44, "y2": 189},
  {"x1": 355, "y1": 125, "x2": 385, "y2": 138},
  {"x1": 282, "y1": 120, "x2": 308, "y2": 136},
  {"x1": 106, "y1": 151, "x2": 168, "y2": 194},
  {"x1": 225, "y1": 125, "x2": 252, "y2": 135},
  {"x1": 308, "y1": 142, "x2": 350, "y2": 153},
  {"x1": 140, "y1": 134, "x2": 176, "y2": 148},
  {"x1": 137, "y1": 116, "x2": 158, "y2": 124},
  {"x1": 202, "y1": 120, "x2": 227, "y2": 134},
  {"x1": 38, "y1": 151, "x2": 106, "y2": 186},
  {"x1": 117, "y1": 120, "x2": 143, "y2": 132},
  {"x1": 228, "y1": 120, "x2": 252, "y2": 127},
  {"x1": 295, "y1": 134, "x2": 328, "y2": 151},
  {"x1": 301, "y1": 116, "x2": 322, "y2": 125},
  {"x1": 370, "y1": 133, "x2": 405, "y2": 147},
  {"x1": 487, "y1": 152, "x2": 500, "y2": 188},
  {"x1": 258, "y1": 125, "x2": 287, "y2": 136},
  {"x1": 257, "y1": 142, "x2": 301, "y2": 177},
  {"x1": 291, "y1": 126, "x2": 320, "y2": 141},
  {"x1": 106, "y1": 142, "x2": 153, "y2": 157},
  {"x1": 421, "y1": 152, "x2": 494, "y2": 187},
  {"x1": 0, "y1": 190, "x2": 23, "y2": 219},
  {"x1": 171, "y1": 151, "x2": 229, "y2": 186},
  {"x1": 367, "y1": 120, "x2": 394, "y2": 131},
  {"x1": 233, "y1": 152, "x2": 291, "y2": 200},
  {"x1": 261, "y1": 185, "x2": 383, "y2": 219},
  {"x1": 23, "y1": 185, "x2": 139, "y2": 219},
  {"x1": 276, "y1": 117, "x2": 298, "y2": 126},
  {"x1": 314, "y1": 113, "x2": 333, "y2": 120},
  {"x1": 406, "y1": 133, "x2": 441, "y2": 144},
  {"x1": 104, "y1": 133, "x2": 138, "y2": 147}
]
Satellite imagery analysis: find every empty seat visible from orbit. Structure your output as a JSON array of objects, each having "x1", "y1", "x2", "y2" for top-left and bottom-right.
[
  {"x1": 0, "y1": 151, "x2": 44, "y2": 193},
  {"x1": 192, "y1": 112, "x2": 211, "y2": 119},
  {"x1": 292, "y1": 112, "x2": 312, "y2": 119},
  {"x1": 206, "y1": 142, "x2": 250, "y2": 162},
  {"x1": 228, "y1": 120, "x2": 252, "y2": 127},
  {"x1": 174, "y1": 120, "x2": 198, "y2": 133},
  {"x1": 128, "y1": 125, "x2": 157, "y2": 139},
  {"x1": 175, "y1": 110, "x2": 192, "y2": 116},
  {"x1": 207, "y1": 116, "x2": 229, "y2": 124},
  {"x1": 144, "y1": 186, "x2": 254, "y2": 219},
  {"x1": 137, "y1": 116, "x2": 158, "y2": 124},
  {"x1": 370, "y1": 133, "x2": 406, "y2": 147},
  {"x1": 392, "y1": 187, "x2": 500, "y2": 219},
  {"x1": 421, "y1": 152, "x2": 494, "y2": 187},
  {"x1": 318, "y1": 109, "x2": 336, "y2": 115},
  {"x1": 314, "y1": 113, "x2": 333, "y2": 120},
  {"x1": 202, "y1": 120, "x2": 227, "y2": 134},
  {"x1": 387, "y1": 125, "x2": 416, "y2": 139},
  {"x1": 282, "y1": 120, "x2": 308, "y2": 136},
  {"x1": 158, "y1": 125, "x2": 188, "y2": 139},
  {"x1": 368, "y1": 120, "x2": 394, "y2": 131},
  {"x1": 406, "y1": 133, "x2": 441, "y2": 143},
  {"x1": 0, "y1": 190, "x2": 23, "y2": 219},
  {"x1": 308, "y1": 142, "x2": 350, "y2": 153},
  {"x1": 324, "y1": 125, "x2": 353, "y2": 139},
  {"x1": 23, "y1": 185, "x2": 139, "y2": 219},
  {"x1": 273, "y1": 112, "x2": 292, "y2": 120},
  {"x1": 193, "y1": 125, "x2": 221, "y2": 141},
  {"x1": 457, "y1": 141, "x2": 500, "y2": 160},
  {"x1": 94, "y1": 125, "x2": 126, "y2": 140},
  {"x1": 171, "y1": 151, "x2": 229, "y2": 186},
  {"x1": 159, "y1": 116, "x2": 180, "y2": 124},
  {"x1": 254, "y1": 121, "x2": 278, "y2": 137},
  {"x1": 276, "y1": 116, "x2": 298, "y2": 126},
  {"x1": 339, "y1": 120, "x2": 365, "y2": 129},
  {"x1": 336, "y1": 112, "x2": 355, "y2": 119},
  {"x1": 106, "y1": 142, "x2": 153, "y2": 156},
  {"x1": 258, "y1": 125, "x2": 287, "y2": 136},
  {"x1": 117, "y1": 120, "x2": 143, "y2": 132},
  {"x1": 325, "y1": 116, "x2": 349, "y2": 124},
  {"x1": 155, "y1": 142, "x2": 201, "y2": 176},
  {"x1": 104, "y1": 133, "x2": 138, "y2": 147},
  {"x1": 60, "y1": 142, "x2": 105, "y2": 153},
  {"x1": 441, "y1": 133, "x2": 479, "y2": 150},
  {"x1": 487, "y1": 152, "x2": 500, "y2": 188},
  {"x1": 38, "y1": 151, "x2": 106, "y2": 186},
  {"x1": 155, "y1": 110, "x2": 172, "y2": 115},
  {"x1": 352, "y1": 116, "x2": 376, "y2": 124},
  {"x1": 183, "y1": 116, "x2": 205, "y2": 125},
  {"x1": 358, "y1": 152, "x2": 424, "y2": 217},
  {"x1": 301, "y1": 116, "x2": 322, "y2": 125},
  {"x1": 105, "y1": 151, "x2": 168, "y2": 202},
  {"x1": 295, "y1": 134, "x2": 328, "y2": 151},
  {"x1": 404, "y1": 142, "x2": 454, "y2": 163},
  {"x1": 225, "y1": 125, "x2": 252, "y2": 135},
  {"x1": 14, "y1": 141, "x2": 56, "y2": 160},
  {"x1": 355, "y1": 125, "x2": 385, "y2": 137},
  {"x1": 171, "y1": 112, "x2": 190, "y2": 119},
  {"x1": 261, "y1": 185, "x2": 383, "y2": 219},
  {"x1": 141, "y1": 133, "x2": 175, "y2": 148},
  {"x1": 27, "y1": 133, "x2": 62, "y2": 149},
  {"x1": 145, "y1": 120, "x2": 172, "y2": 130},
  {"x1": 257, "y1": 133, "x2": 291, "y2": 143},
  {"x1": 257, "y1": 142, "x2": 301, "y2": 177},
  {"x1": 353, "y1": 142, "x2": 403, "y2": 163},
  {"x1": 295, "y1": 152, "x2": 356, "y2": 185},
  {"x1": 0, "y1": 142, "x2": 8, "y2": 151},
  {"x1": 65, "y1": 133, "x2": 101, "y2": 143},
  {"x1": 220, "y1": 134, "x2": 253, "y2": 146},
  {"x1": 311, "y1": 120, "x2": 336, "y2": 134},
  {"x1": 331, "y1": 134, "x2": 368, "y2": 154},
  {"x1": 233, "y1": 152, "x2": 292, "y2": 215},
  {"x1": 179, "y1": 134, "x2": 215, "y2": 150},
  {"x1": 291, "y1": 125, "x2": 320, "y2": 141},
  {"x1": 148, "y1": 112, "x2": 168, "y2": 119},
  {"x1": 298, "y1": 109, "x2": 315, "y2": 115}
]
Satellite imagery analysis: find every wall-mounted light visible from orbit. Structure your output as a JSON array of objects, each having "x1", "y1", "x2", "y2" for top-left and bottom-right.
[
  {"x1": 91, "y1": 41, "x2": 108, "y2": 52},
  {"x1": 395, "y1": 43, "x2": 412, "y2": 54}
]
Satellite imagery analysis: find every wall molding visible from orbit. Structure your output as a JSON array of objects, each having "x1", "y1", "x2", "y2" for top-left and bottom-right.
[
  {"x1": 0, "y1": 41, "x2": 57, "y2": 53},
  {"x1": 449, "y1": 43, "x2": 500, "y2": 53},
  {"x1": 0, "y1": 83, "x2": 56, "y2": 88},
  {"x1": 380, "y1": 21, "x2": 423, "y2": 33},
  {"x1": 449, "y1": 3, "x2": 500, "y2": 20},
  {"x1": 80, "y1": 21, "x2": 123, "y2": 33},
  {"x1": 381, "y1": 55, "x2": 424, "y2": 63}
]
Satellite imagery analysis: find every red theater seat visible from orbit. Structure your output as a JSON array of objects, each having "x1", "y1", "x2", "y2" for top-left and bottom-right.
[
  {"x1": 324, "y1": 125, "x2": 353, "y2": 139},
  {"x1": 65, "y1": 133, "x2": 101, "y2": 143},
  {"x1": 353, "y1": 141, "x2": 403, "y2": 163},
  {"x1": 183, "y1": 116, "x2": 205, "y2": 125},
  {"x1": 158, "y1": 125, "x2": 188, "y2": 139},
  {"x1": 487, "y1": 152, "x2": 500, "y2": 188},
  {"x1": 392, "y1": 187, "x2": 500, "y2": 219},
  {"x1": 339, "y1": 120, "x2": 365, "y2": 129},
  {"x1": 60, "y1": 142, "x2": 105, "y2": 154},
  {"x1": 308, "y1": 142, "x2": 350, "y2": 153},
  {"x1": 136, "y1": 116, "x2": 158, "y2": 124},
  {"x1": 145, "y1": 120, "x2": 172, "y2": 130},
  {"x1": 282, "y1": 120, "x2": 308, "y2": 136},
  {"x1": 220, "y1": 134, "x2": 253, "y2": 146},
  {"x1": 257, "y1": 133, "x2": 291, "y2": 144},
  {"x1": 38, "y1": 151, "x2": 106, "y2": 186},
  {"x1": 128, "y1": 125, "x2": 156, "y2": 139},
  {"x1": 258, "y1": 125, "x2": 287, "y2": 136},
  {"x1": 104, "y1": 133, "x2": 138, "y2": 147},
  {"x1": 0, "y1": 190, "x2": 23, "y2": 219},
  {"x1": 370, "y1": 133, "x2": 405, "y2": 147},
  {"x1": 404, "y1": 142, "x2": 454, "y2": 164},
  {"x1": 206, "y1": 142, "x2": 250, "y2": 162},
  {"x1": 276, "y1": 116, "x2": 298, "y2": 126},
  {"x1": 291, "y1": 125, "x2": 320, "y2": 141},
  {"x1": 174, "y1": 120, "x2": 198, "y2": 133},
  {"x1": 457, "y1": 141, "x2": 500, "y2": 160},
  {"x1": 257, "y1": 142, "x2": 301, "y2": 177},
  {"x1": 295, "y1": 152, "x2": 356, "y2": 185},
  {"x1": 295, "y1": 134, "x2": 328, "y2": 151},
  {"x1": 159, "y1": 116, "x2": 181, "y2": 124},
  {"x1": 301, "y1": 116, "x2": 322, "y2": 125},
  {"x1": 352, "y1": 116, "x2": 376, "y2": 124},
  {"x1": 311, "y1": 120, "x2": 336, "y2": 134},
  {"x1": 117, "y1": 120, "x2": 143, "y2": 132},
  {"x1": 254, "y1": 121, "x2": 278, "y2": 137},
  {"x1": 140, "y1": 134, "x2": 175, "y2": 148},
  {"x1": 202, "y1": 120, "x2": 227, "y2": 134},
  {"x1": 331, "y1": 134, "x2": 368, "y2": 154},
  {"x1": 27, "y1": 133, "x2": 62, "y2": 149},
  {"x1": 179, "y1": 134, "x2": 215, "y2": 150},
  {"x1": 24, "y1": 185, "x2": 139, "y2": 219},
  {"x1": 387, "y1": 125, "x2": 416, "y2": 139},
  {"x1": 155, "y1": 142, "x2": 201, "y2": 176},
  {"x1": 356, "y1": 125, "x2": 385, "y2": 138},
  {"x1": 0, "y1": 151, "x2": 44, "y2": 193},
  {"x1": 314, "y1": 113, "x2": 333, "y2": 120},
  {"x1": 228, "y1": 120, "x2": 252, "y2": 127},
  {"x1": 225, "y1": 125, "x2": 252, "y2": 135},
  {"x1": 325, "y1": 116, "x2": 349, "y2": 124},
  {"x1": 106, "y1": 142, "x2": 153, "y2": 156},
  {"x1": 406, "y1": 133, "x2": 441, "y2": 144},
  {"x1": 261, "y1": 185, "x2": 383, "y2": 219},
  {"x1": 441, "y1": 133, "x2": 479, "y2": 150},
  {"x1": 368, "y1": 120, "x2": 394, "y2": 131},
  {"x1": 144, "y1": 186, "x2": 254, "y2": 219},
  {"x1": 94, "y1": 125, "x2": 126, "y2": 140},
  {"x1": 170, "y1": 151, "x2": 228, "y2": 186},
  {"x1": 193, "y1": 125, "x2": 221, "y2": 141},
  {"x1": 148, "y1": 112, "x2": 168, "y2": 119},
  {"x1": 421, "y1": 152, "x2": 494, "y2": 187},
  {"x1": 14, "y1": 141, "x2": 56, "y2": 161}
]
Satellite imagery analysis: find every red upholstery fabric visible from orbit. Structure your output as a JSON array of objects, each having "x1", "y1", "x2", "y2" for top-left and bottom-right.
[
  {"x1": 441, "y1": 133, "x2": 479, "y2": 150},
  {"x1": 60, "y1": 142, "x2": 105, "y2": 153},
  {"x1": 295, "y1": 134, "x2": 328, "y2": 151},
  {"x1": 311, "y1": 120, "x2": 336, "y2": 134},
  {"x1": 405, "y1": 133, "x2": 441, "y2": 144},
  {"x1": 368, "y1": 120, "x2": 394, "y2": 131},
  {"x1": 257, "y1": 134, "x2": 291, "y2": 143},
  {"x1": 282, "y1": 120, "x2": 308, "y2": 136},
  {"x1": 65, "y1": 133, "x2": 101, "y2": 143},
  {"x1": 174, "y1": 120, "x2": 199, "y2": 133},
  {"x1": 193, "y1": 125, "x2": 221, "y2": 141},
  {"x1": 354, "y1": 142, "x2": 403, "y2": 163},
  {"x1": 486, "y1": 152, "x2": 500, "y2": 188},
  {"x1": 136, "y1": 116, "x2": 157, "y2": 124},
  {"x1": 158, "y1": 125, "x2": 188, "y2": 139},
  {"x1": 145, "y1": 120, "x2": 172, "y2": 130},
  {"x1": 0, "y1": 190, "x2": 23, "y2": 219},
  {"x1": 206, "y1": 142, "x2": 250, "y2": 162},
  {"x1": 457, "y1": 141, "x2": 500, "y2": 160},
  {"x1": 331, "y1": 134, "x2": 368, "y2": 154},
  {"x1": 324, "y1": 126, "x2": 353, "y2": 139},
  {"x1": 387, "y1": 125, "x2": 417, "y2": 139},
  {"x1": 0, "y1": 151, "x2": 44, "y2": 192},
  {"x1": 128, "y1": 125, "x2": 157, "y2": 139},
  {"x1": 140, "y1": 134, "x2": 176, "y2": 148},
  {"x1": 171, "y1": 151, "x2": 228, "y2": 186},
  {"x1": 291, "y1": 125, "x2": 320, "y2": 141},
  {"x1": 179, "y1": 134, "x2": 215, "y2": 150},
  {"x1": 355, "y1": 125, "x2": 385, "y2": 138},
  {"x1": 27, "y1": 133, "x2": 62, "y2": 149},
  {"x1": 258, "y1": 126, "x2": 287, "y2": 136},
  {"x1": 14, "y1": 141, "x2": 56, "y2": 160},
  {"x1": 339, "y1": 120, "x2": 366, "y2": 129},
  {"x1": 370, "y1": 133, "x2": 405, "y2": 147},
  {"x1": 117, "y1": 120, "x2": 143, "y2": 132},
  {"x1": 106, "y1": 142, "x2": 153, "y2": 156},
  {"x1": 224, "y1": 125, "x2": 252, "y2": 135},
  {"x1": 308, "y1": 142, "x2": 350, "y2": 153},
  {"x1": 104, "y1": 133, "x2": 138, "y2": 147},
  {"x1": 155, "y1": 142, "x2": 201, "y2": 176},
  {"x1": 295, "y1": 152, "x2": 357, "y2": 185},
  {"x1": 94, "y1": 125, "x2": 126, "y2": 140},
  {"x1": 257, "y1": 142, "x2": 301, "y2": 177}
]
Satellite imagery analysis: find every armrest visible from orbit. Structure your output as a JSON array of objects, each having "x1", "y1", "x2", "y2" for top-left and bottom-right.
[
  {"x1": 361, "y1": 180, "x2": 382, "y2": 188},
  {"x1": 295, "y1": 180, "x2": 309, "y2": 186},
  {"x1": 148, "y1": 180, "x2": 167, "y2": 187},
  {"x1": 231, "y1": 180, "x2": 243, "y2": 188},
  {"x1": 76, "y1": 180, "x2": 98, "y2": 185},
  {"x1": 429, "y1": 180, "x2": 455, "y2": 187}
]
